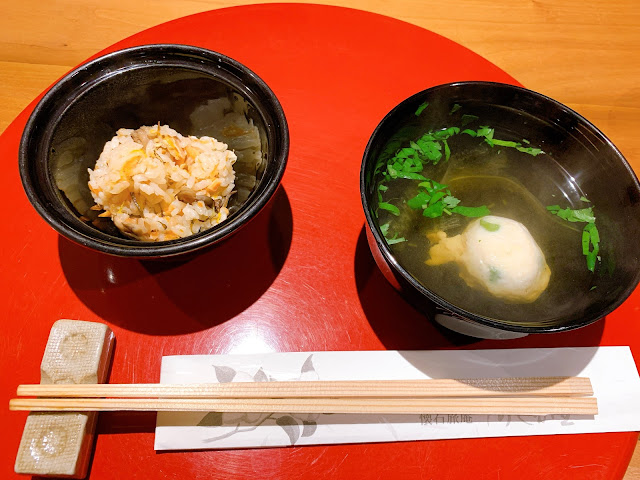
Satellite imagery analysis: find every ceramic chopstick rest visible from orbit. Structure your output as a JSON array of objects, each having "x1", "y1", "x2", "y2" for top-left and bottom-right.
[{"x1": 14, "y1": 320, "x2": 115, "y2": 478}]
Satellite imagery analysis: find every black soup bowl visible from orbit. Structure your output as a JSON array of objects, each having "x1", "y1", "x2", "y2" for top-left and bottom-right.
[
  {"x1": 361, "y1": 81, "x2": 640, "y2": 338},
  {"x1": 20, "y1": 44, "x2": 289, "y2": 258}
]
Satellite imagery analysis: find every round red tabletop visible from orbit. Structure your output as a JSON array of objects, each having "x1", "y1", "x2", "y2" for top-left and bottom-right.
[{"x1": 1, "y1": 4, "x2": 638, "y2": 479}]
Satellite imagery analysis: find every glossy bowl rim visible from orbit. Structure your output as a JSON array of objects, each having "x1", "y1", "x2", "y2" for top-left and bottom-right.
[
  {"x1": 19, "y1": 43, "x2": 289, "y2": 258},
  {"x1": 360, "y1": 80, "x2": 640, "y2": 333}
]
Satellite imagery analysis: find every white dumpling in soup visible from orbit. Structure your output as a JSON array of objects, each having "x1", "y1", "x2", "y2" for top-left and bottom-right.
[{"x1": 426, "y1": 216, "x2": 550, "y2": 303}]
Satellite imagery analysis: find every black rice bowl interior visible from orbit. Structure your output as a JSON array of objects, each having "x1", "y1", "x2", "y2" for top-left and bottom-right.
[
  {"x1": 361, "y1": 81, "x2": 640, "y2": 334},
  {"x1": 20, "y1": 44, "x2": 289, "y2": 258}
]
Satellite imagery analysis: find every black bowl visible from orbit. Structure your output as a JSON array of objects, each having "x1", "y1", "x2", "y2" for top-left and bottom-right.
[
  {"x1": 20, "y1": 44, "x2": 288, "y2": 258},
  {"x1": 361, "y1": 81, "x2": 640, "y2": 336}
]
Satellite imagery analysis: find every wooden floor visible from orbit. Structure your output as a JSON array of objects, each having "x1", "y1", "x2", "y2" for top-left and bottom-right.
[
  {"x1": 0, "y1": 0, "x2": 638, "y2": 477},
  {"x1": 627, "y1": 441, "x2": 640, "y2": 479},
  {"x1": 2, "y1": 0, "x2": 640, "y2": 175}
]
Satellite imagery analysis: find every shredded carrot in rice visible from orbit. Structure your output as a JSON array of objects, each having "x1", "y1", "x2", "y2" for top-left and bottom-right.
[{"x1": 88, "y1": 125, "x2": 236, "y2": 241}]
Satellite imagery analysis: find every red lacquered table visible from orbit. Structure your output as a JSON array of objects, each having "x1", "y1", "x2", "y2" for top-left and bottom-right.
[{"x1": 1, "y1": 4, "x2": 638, "y2": 479}]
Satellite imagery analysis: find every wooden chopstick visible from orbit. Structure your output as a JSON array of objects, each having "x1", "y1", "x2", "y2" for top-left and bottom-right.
[
  {"x1": 9, "y1": 396, "x2": 598, "y2": 415},
  {"x1": 11, "y1": 377, "x2": 597, "y2": 416},
  {"x1": 16, "y1": 377, "x2": 593, "y2": 399}
]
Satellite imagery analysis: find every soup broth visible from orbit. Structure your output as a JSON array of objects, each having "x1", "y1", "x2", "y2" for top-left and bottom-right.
[{"x1": 375, "y1": 127, "x2": 595, "y2": 326}]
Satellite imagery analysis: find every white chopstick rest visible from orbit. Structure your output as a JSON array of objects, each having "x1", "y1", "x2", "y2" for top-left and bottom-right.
[{"x1": 14, "y1": 320, "x2": 114, "y2": 478}]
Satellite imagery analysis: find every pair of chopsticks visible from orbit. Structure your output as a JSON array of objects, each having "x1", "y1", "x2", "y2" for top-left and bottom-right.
[{"x1": 9, "y1": 377, "x2": 598, "y2": 415}]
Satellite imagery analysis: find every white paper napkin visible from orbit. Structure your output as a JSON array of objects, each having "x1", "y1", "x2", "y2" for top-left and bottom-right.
[{"x1": 154, "y1": 347, "x2": 640, "y2": 450}]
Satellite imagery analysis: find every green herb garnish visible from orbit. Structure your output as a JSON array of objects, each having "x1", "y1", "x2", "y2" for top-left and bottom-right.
[
  {"x1": 422, "y1": 201, "x2": 446, "y2": 218},
  {"x1": 451, "y1": 205, "x2": 491, "y2": 217},
  {"x1": 516, "y1": 146, "x2": 543, "y2": 156},
  {"x1": 380, "y1": 222, "x2": 406, "y2": 245},
  {"x1": 450, "y1": 103, "x2": 462, "y2": 114},
  {"x1": 461, "y1": 114, "x2": 479, "y2": 126},
  {"x1": 386, "y1": 235, "x2": 407, "y2": 245},
  {"x1": 443, "y1": 139, "x2": 451, "y2": 161},
  {"x1": 475, "y1": 126, "x2": 494, "y2": 141},
  {"x1": 473, "y1": 127, "x2": 543, "y2": 156},
  {"x1": 583, "y1": 222, "x2": 600, "y2": 272},
  {"x1": 415, "y1": 102, "x2": 429, "y2": 116},
  {"x1": 480, "y1": 219, "x2": 501, "y2": 231},
  {"x1": 491, "y1": 139, "x2": 519, "y2": 148},
  {"x1": 378, "y1": 202, "x2": 400, "y2": 216},
  {"x1": 547, "y1": 204, "x2": 600, "y2": 272},
  {"x1": 381, "y1": 123, "x2": 544, "y2": 187},
  {"x1": 489, "y1": 267, "x2": 501, "y2": 282},
  {"x1": 442, "y1": 195, "x2": 460, "y2": 210},
  {"x1": 546, "y1": 205, "x2": 596, "y2": 223},
  {"x1": 406, "y1": 180, "x2": 490, "y2": 219},
  {"x1": 374, "y1": 109, "x2": 550, "y2": 250}
]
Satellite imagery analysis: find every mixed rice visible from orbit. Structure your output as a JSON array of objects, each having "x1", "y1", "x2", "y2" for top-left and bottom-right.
[{"x1": 88, "y1": 124, "x2": 236, "y2": 241}]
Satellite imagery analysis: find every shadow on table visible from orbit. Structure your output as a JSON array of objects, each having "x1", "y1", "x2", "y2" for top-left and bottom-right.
[
  {"x1": 98, "y1": 412, "x2": 157, "y2": 435},
  {"x1": 353, "y1": 225, "x2": 605, "y2": 381},
  {"x1": 59, "y1": 186, "x2": 293, "y2": 336}
]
